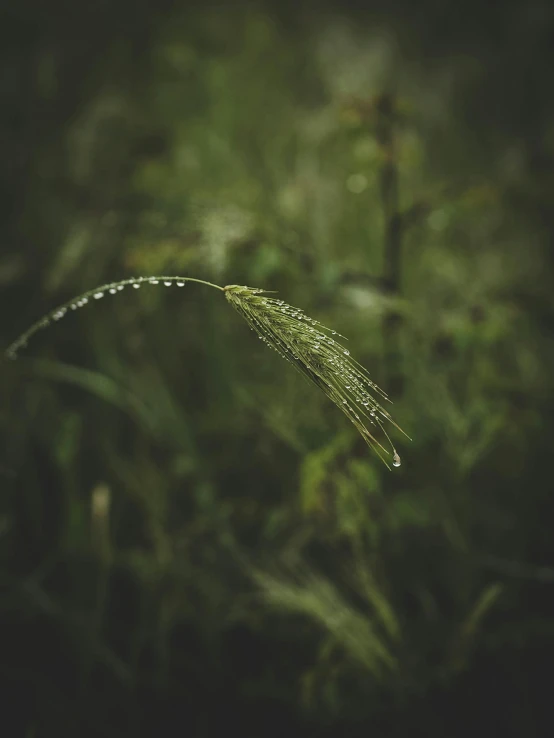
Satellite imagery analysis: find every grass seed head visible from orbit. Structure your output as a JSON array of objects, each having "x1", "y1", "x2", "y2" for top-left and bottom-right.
[
  {"x1": 224, "y1": 284, "x2": 408, "y2": 468},
  {"x1": 4, "y1": 274, "x2": 408, "y2": 468}
]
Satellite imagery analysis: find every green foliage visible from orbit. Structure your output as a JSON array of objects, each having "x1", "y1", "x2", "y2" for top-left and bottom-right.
[{"x1": 2, "y1": 2, "x2": 554, "y2": 735}]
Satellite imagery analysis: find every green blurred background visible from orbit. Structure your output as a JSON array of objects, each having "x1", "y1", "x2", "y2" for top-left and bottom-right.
[{"x1": 2, "y1": 0, "x2": 554, "y2": 735}]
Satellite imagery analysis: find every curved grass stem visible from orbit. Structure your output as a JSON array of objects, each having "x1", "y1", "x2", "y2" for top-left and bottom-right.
[{"x1": 4, "y1": 275, "x2": 224, "y2": 359}]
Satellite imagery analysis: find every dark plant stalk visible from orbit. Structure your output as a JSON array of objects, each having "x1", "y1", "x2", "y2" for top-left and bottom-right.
[{"x1": 376, "y1": 92, "x2": 404, "y2": 396}]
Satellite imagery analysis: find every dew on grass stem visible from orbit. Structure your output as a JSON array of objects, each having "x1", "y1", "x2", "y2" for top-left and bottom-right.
[{"x1": 5, "y1": 276, "x2": 408, "y2": 468}]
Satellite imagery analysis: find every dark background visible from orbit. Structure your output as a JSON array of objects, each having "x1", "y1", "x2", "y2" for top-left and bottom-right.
[{"x1": 1, "y1": 1, "x2": 554, "y2": 736}]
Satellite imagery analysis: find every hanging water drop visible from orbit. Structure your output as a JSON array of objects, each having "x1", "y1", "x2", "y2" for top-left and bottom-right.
[
  {"x1": 149, "y1": 279, "x2": 159, "y2": 285},
  {"x1": 392, "y1": 451, "x2": 401, "y2": 467},
  {"x1": 343, "y1": 350, "x2": 350, "y2": 356},
  {"x1": 109, "y1": 288, "x2": 117, "y2": 294},
  {"x1": 164, "y1": 281, "x2": 172, "y2": 286},
  {"x1": 176, "y1": 282, "x2": 185, "y2": 287},
  {"x1": 94, "y1": 292, "x2": 104, "y2": 299},
  {"x1": 133, "y1": 283, "x2": 141, "y2": 289}
]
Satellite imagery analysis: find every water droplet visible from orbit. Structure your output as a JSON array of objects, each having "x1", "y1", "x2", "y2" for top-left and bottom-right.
[
  {"x1": 109, "y1": 288, "x2": 117, "y2": 294},
  {"x1": 150, "y1": 279, "x2": 159, "y2": 285},
  {"x1": 343, "y1": 350, "x2": 350, "y2": 356},
  {"x1": 71, "y1": 304, "x2": 78, "y2": 310},
  {"x1": 117, "y1": 285, "x2": 124, "y2": 291},
  {"x1": 392, "y1": 452, "x2": 401, "y2": 468},
  {"x1": 176, "y1": 282, "x2": 185, "y2": 287},
  {"x1": 94, "y1": 292, "x2": 104, "y2": 299},
  {"x1": 133, "y1": 283, "x2": 141, "y2": 289},
  {"x1": 331, "y1": 331, "x2": 337, "y2": 335},
  {"x1": 164, "y1": 281, "x2": 172, "y2": 286}
]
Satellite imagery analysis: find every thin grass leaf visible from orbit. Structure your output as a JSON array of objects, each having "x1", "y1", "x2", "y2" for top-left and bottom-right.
[{"x1": 250, "y1": 565, "x2": 397, "y2": 676}]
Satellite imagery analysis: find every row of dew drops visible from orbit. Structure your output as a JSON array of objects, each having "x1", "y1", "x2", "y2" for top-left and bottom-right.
[
  {"x1": 229, "y1": 289, "x2": 402, "y2": 466},
  {"x1": 5, "y1": 276, "x2": 187, "y2": 361}
]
